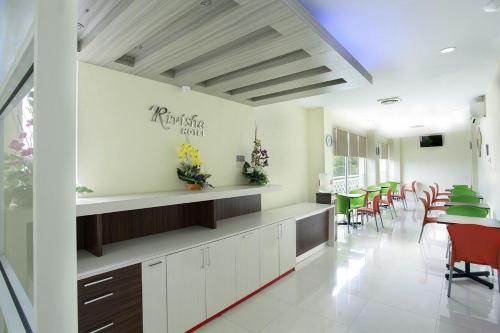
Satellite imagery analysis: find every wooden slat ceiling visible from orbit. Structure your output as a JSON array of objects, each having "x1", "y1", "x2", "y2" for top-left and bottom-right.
[{"x1": 77, "y1": 0, "x2": 372, "y2": 106}]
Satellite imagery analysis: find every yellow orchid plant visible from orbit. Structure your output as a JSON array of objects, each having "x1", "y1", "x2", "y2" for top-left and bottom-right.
[{"x1": 176, "y1": 143, "x2": 213, "y2": 189}]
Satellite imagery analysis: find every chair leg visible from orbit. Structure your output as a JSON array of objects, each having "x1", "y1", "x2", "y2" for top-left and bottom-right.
[
  {"x1": 446, "y1": 240, "x2": 450, "y2": 258},
  {"x1": 388, "y1": 207, "x2": 394, "y2": 219},
  {"x1": 374, "y1": 214, "x2": 379, "y2": 232},
  {"x1": 379, "y1": 213, "x2": 384, "y2": 228},
  {"x1": 418, "y1": 224, "x2": 425, "y2": 243},
  {"x1": 447, "y1": 255, "x2": 454, "y2": 297},
  {"x1": 392, "y1": 204, "x2": 397, "y2": 217}
]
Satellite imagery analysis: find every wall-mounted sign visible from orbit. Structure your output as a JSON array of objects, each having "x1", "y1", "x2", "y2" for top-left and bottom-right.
[{"x1": 148, "y1": 105, "x2": 206, "y2": 136}]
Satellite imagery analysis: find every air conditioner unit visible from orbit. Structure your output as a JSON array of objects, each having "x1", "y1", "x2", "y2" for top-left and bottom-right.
[{"x1": 470, "y1": 95, "x2": 486, "y2": 120}]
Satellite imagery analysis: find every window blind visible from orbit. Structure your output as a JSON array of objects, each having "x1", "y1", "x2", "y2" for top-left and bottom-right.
[
  {"x1": 348, "y1": 133, "x2": 359, "y2": 157},
  {"x1": 334, "y1": 128, "x2": 348, "y2": 156},
  {"x1": 380, "y1": 143, "x2": 389, "y2": 159},
  {"x1": 358, "y1": 136, "x2": 367, "y2": 158}
]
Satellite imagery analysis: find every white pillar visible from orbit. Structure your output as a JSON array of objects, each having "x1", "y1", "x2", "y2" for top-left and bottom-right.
[
  {"x1": 33, "y1": 0, "x2": 77, "y2": 332},
  {"x1": 0, "y1": 119, "x2": 4, "y2": 254}
]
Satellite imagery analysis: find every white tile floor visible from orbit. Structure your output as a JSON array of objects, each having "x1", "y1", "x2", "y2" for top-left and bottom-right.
[{"x1": 196, "y1": 200, "x2": 500, "y2": 333}]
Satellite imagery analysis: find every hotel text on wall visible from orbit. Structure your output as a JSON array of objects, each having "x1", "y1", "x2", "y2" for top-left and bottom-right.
[{"x1": 148, "y1": 105, "x2": 206, "y2": 137}]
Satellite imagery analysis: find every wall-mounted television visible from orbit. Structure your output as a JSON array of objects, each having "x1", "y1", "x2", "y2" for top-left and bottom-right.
[{"x1": 420, "y1": 135, "x2": 443, "y2": 147}]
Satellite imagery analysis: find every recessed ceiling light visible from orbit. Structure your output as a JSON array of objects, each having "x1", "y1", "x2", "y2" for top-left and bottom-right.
[
  {"x1": 440, "y1": 47, "x2": 456, "y2": 54},
  {"x1": 484, "y1": 0, "x2": 500, "y2": 12},
  {"x1": 377, "y1": 97, "x2": 401, "y2": 105}
]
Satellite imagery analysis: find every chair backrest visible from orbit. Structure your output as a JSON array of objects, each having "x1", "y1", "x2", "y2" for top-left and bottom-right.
[
  {"x1": 449, "y1": 195, "x2": 480, "y2": 204},
  {"x1": 429, "y1": 185, "x2": 437, "y2": 202},
  {"x1": 420, "y1": 197, "x2": 430, "y2": 216},
  {"x1": 372, "y1": 195, "x2": 381, "y2": 214},
  {"x1": 399, "y1": 184, "x2": 406, "y2": 199},
  {"x1": 349, "y1": 189, "x2": 367, "y2": 208},
  {"x1": 366, "y1": 185, "x2": 380, "y2": 202},
  {"x1": 386, "y1": 188, "x2": 393, "y2": 204},
  {"x1": 447, "y1": 224, "x2": 500, "y2": 268},
  {"x1": 411, "y1": 180, "x2": 417, "y2": 192},
  {"x1": 447, "y1": 206, "x2": 489, "y2": 218},
  {"x1": 336, "y1": 194, "x2": 350, "y2": 214},
  {"x1": 434, "y1": 182, "x2": 441, "y2": 193},
  {"x1": 451, "y1": 188, "x2": 476, "y2": 196},
  {"x1": 389, "y1": 181, "x2": 398, "y2": 193},
  {"x1": 379, "y1": 183, "x2": 389, "y2": 195},
  {"x1": 453, "y1": 185, "x2": 469, "y2": 189},
  {"x1": 423, "y1": 190, "x2": 432, "y2": 204}
]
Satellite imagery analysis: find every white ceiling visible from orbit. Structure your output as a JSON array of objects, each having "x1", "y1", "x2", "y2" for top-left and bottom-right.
[{"x1": 293, "y1": 0, "x2": 500, "y2": 137}]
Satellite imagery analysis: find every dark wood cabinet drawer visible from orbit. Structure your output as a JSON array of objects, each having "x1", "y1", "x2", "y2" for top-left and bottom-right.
[
  {"x1": 81, "y1": 309, "x2": 142, "y2": 333},
  {"x1": 78, "y1": 265, "x2": 142, "y2": 333}
]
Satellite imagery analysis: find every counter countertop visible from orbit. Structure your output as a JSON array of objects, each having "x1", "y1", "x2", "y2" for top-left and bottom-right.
[
  {"x1": 76, "y1": 185, "x2": 282, "y2": 217},
  {"x1": 77, "y1": 202, "x2": 333, "y2": 279}
]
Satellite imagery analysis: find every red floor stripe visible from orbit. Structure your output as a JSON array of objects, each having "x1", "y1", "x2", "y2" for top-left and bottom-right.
[{"x1": 186, "y1": 268, "x2": 295, "y2": 333}]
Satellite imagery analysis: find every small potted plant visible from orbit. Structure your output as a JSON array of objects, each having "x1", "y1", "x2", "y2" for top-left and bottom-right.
[
  {"x1": 242, "y1": 127, "x2": 269, "y2": 185},
  {"x1": 177, "y1": 143, "x2": 213, "y2": 190}
]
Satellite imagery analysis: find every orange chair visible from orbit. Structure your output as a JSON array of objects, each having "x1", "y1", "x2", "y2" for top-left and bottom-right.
[
  {"x1": 418, "y1": 197, "x2": 439, "y2": 243},
  {"x1": 392, "y1": 184, "x2": 408, "y2": 209},
  {"x1": 423, "y1": 191, "x2": 448, "y2": 213},
  {"x1": 430, "y1": 185, "x2": 449, "y2": 205},
  {"x1": 404, "y1": 181, "x2": 418, "y2": 201},
  {"x1": 357, "y1": 195, "x2": 384, "y2": 232},
  {"x1": 434, "y1": 182, "x2": 450, "y2": 198},
  {"x1": 447, "y1": 224, "x2": 500, "y2": 295},
  {"x1": 380, "y1": 188, "x2": 397, "y2": 217}
]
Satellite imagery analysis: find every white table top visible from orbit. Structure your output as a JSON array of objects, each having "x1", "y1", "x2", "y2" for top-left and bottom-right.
[
  {"x1": 444, "y1": 202, "x2": 490, "y2": 209},
  {"x1": 77, "y1": 202, "x2": 333, "y2": 279},
  {"x1": 437, "y1": 214, "x2": 500, "y2": 228}
]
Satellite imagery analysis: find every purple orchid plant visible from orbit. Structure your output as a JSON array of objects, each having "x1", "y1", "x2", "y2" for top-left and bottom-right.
[{"x1": 242, "y1": 127, "x2": 270, "y2": 185}]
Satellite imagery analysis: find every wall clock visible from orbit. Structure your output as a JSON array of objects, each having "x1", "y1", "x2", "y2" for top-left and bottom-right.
[{"x1": 325, "y1": 134, "x2": 333, "y2": 147}]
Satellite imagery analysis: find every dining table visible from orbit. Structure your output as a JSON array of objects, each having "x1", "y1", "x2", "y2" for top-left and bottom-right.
[
  {"x1": 443, "y1": 201, "x2": 490, "y2": 209},
  {"x1": 437, "y1": 214, "x2": 500, "y2": 289},
  {"x1": 337, "y1": 192, "x2": 365, "y2": 229}
]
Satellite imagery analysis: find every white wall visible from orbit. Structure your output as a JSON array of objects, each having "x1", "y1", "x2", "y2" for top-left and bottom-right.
[
  {"x1": 474, "y1": 61, "x2": 500, "y2": 218},
  {"x1": 78, "y1": 63, "x2": 309, "y2": 210},
  {"x1": 400, "y1": 129, "x2": 472, "y2": 193}
]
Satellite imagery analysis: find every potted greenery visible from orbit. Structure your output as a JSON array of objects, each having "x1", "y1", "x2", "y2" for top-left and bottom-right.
[
  {"x1": 177, "y1": 143, "x2": 213, "y2": 190},
  {"x1": 242, "y1": 127, "x2": 269, "y2": 185}
]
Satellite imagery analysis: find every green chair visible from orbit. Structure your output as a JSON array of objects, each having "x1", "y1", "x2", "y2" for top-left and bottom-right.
[
  {"x1": 349, "y1": 189, "x2": 367, "y2": 210},
  {"x1": 366, "y1": 185, "x2": 381, "y2": 202},
  {"x1": 336, "y1": 194, "x2": 352, "y2": 232},
  {"x1": 388, "y1": 181, "x2": 399, "y2": 194},
  {"x1": 451, "y1": 188, "x2": 476, "y2": 196},
  {"x1": 447, "y1": 206, "x2": 489, "y2": 218},
  {"x1": 452, "y1": 185, "x2": 469, "y2": 189},
  {"x1": 449, "y1": 195, "x2": 480, "y2": 204},
  {"x1": 379, "y1": 182, "x2": 390, "y2": 196}
]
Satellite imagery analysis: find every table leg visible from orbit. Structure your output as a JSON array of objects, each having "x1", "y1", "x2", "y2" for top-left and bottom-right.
[{"x1": 445, "y1": 263, "x2": 493, "y2": 289}]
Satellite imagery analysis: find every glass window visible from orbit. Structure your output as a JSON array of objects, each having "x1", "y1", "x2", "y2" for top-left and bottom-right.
[
  {"x1": 1, "y1": 89, "x2": 34, "y2": 303},
  {"x1": 333, "y1": 156, "x2": 347, "y2": 193},
  {"x1": 379, "y1": 158, "x2": 388, "y2": 183}
]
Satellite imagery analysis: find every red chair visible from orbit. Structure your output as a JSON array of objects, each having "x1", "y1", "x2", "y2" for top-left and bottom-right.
[
  {"x1": 423, "y1": 191, "x2": 448, "y2": 213},
  {"x1": 404, "y1": 181, "x2": 418, "y2": 201},
  {"x1": 392, "y1": 184, "x2": 407, "y2": 209},
  {"x1": 434, "y1": 182, "x2": 450, "y2": 198},
  {"x1": 357, "y1": 195, "x2": 384, "y2": 232},
  {"x1": 430, "y1": 185, "x2": 449, "y2": 205},
  {"x1": 447, "y1": 224, "x2": 500, "y2": 296},
  {"x1": 380, "y1": 188, "x2": 397, "y2": 217},
  {"x1": 418, "y1": 197, "x2": 439, "y2": 243}
]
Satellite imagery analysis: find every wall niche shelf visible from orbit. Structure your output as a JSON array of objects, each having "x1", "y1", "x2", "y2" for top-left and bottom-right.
[{"x1": 76, "y1": 185, "x2": 281, "y2": 257}]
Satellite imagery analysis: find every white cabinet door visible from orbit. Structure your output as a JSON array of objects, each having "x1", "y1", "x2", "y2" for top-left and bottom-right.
[
  {"x1": 279, "y1": 219, "x2": 296, "y2": 275},
  {"x1": 259, "y1": 224, "x2": 280, "y2": 285},
  {"x1": 142, "y1": 257, "x2": 167, "y2": 333},
  {"x1": 205, "y1": 237, "x2": 237, "y2": 317},
  {"x1": 167, "y1": 245, "x2": 206, "y2": 333},
  {"x1": 236, "y1": 231, "x2": 260, "y2": 299}
]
